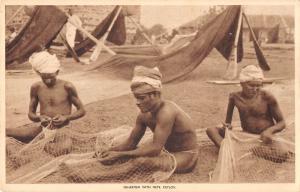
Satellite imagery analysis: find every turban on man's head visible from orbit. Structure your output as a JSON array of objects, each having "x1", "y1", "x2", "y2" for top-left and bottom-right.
[
  {"x1": 239, "y1": 65, "x2": 264, "y2": 83},
  {"x1": 131, "y1": 66, "x2": 162, "y2": 94},
  {"x1": 29, "y1": 51, "x2": 60, "y2": 74}
]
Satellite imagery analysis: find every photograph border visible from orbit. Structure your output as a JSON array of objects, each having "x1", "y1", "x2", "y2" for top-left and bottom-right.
[{"x1": 1, "y1": 0, "x2": 299, "y2": 191}]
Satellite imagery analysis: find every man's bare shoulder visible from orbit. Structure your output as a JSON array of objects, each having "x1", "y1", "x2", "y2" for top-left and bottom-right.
[
  {"x1": 31, "y1": 81, "x2": 42, "y2": 90},
  {"x1": 260, "y1": 89, "x2": 277, "y2": 103},
  {"x1": 160, "y1": 101, "x2": 180, "y2": 115},
  {"x1": 62, "y1": 80, "x2": 76, "y2": 90},
  {"x1": 136, "y1": 112, "x2": 149, "y2": 125},
  {"x1": 229, "y1": 91, "x2": 242, "y2": 99}
]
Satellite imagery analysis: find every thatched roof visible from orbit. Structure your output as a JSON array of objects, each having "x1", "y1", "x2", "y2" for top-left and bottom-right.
[
  {"x1": 243, "y1": 15, "x2": 294, "y2": 29},
  {"x1": 179, "y1": 13, "x2": 294, "y2": 30}
]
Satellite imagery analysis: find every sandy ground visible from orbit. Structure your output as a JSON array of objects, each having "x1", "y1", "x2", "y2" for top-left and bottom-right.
[{"x1": 5, "y1": 43, "x2": 295, "y2": 182}]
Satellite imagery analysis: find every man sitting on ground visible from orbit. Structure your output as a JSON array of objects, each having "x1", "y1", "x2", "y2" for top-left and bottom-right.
[
  {"x1": 97, "y1": 66, "x2": 198, "y2": 173},
  {"x1": 206, "y1": 65, "x2": 287, "y2": 158},
  {"x1": 6, "y1": 51, "x2": 85, "y2": 149}
]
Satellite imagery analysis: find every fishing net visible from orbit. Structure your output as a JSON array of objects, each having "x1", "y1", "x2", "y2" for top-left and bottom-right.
[
  {"x1": 6, "y1": 122, "x2": 295, "y2": 183},
  {"x1": 6, "y1": 124, "x2": 176, "y2": 183},
  {"x1": 210, "y1": 127, "x2": 295, "y2": 183}
]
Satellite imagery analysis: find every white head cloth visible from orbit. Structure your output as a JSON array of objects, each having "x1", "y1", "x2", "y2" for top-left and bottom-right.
[
  {"x1": 29, "y1": 51, "x2": 60, "y2": 73},
  {"x1": 131, "y1": 66, "x2": 162, "y2": 94},
  {"x1": 239, "y1": 65, "x2": 264, "y2": 82}
]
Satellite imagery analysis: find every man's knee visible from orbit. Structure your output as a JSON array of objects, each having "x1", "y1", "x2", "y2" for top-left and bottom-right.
[
  {"x1": 206, "y1": 127, "x2": 224, "y2": 138},
  {"x1": 7, "y1": 125, "x2": 42, "y2": 143},
  {"x1": 22, "y1": 126, "x2": 42, "y2": 142},
  {"x1": 174, "y1": 151, "x2": 198, "y2": 174},
  {"x1": 206, "y1": 127, "x2": 217, "y2": 137},
  {"x1": 176, "y1": 158, "x2": 198, "y2": 174}
]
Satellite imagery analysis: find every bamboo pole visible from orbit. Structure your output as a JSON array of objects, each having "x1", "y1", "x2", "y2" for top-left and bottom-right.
[
  {"x1": 6, "y1": 6, "x2": 24, "y2": 26},
  {"x1": 243, "y1": 12, "x2": 270, "y2": 71},
  {"x1": 90, "y1": 6, "x2": 122, "y2": 61},
  {"x1": 242, "y1": 12, "x2": 261, "y2": 50},
  {"x1": 223, "y1": 6, "x2": 243, "y2": 80},
  {"x1": 127, "y1": 15, "x2": 162, "y2": 54},
  {"x1": 206, "y1": 77, "x2": 287, "y2": 85},
  {"x1": 65, "y1": 13, "x2": 116, "y2": 56},
  {"x1": 102, "y1": 6, "x2": 123, "y2": 43},
  {"x1": 58, "y1": 32, "x2": 80, "y2": 63}
]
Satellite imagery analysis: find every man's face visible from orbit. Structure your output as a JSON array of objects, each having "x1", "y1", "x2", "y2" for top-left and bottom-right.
[
  {"x1": 133, "y1": 92, "x2": 159, "y2": 113},
  {"x1": 39, "y1": 72, "x2": 58, "y2": 87},
  {"x1": 241, "y1": 81, "x2": 263, "y2": 98}
]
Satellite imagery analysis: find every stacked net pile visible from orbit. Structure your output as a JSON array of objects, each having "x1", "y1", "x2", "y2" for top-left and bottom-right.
[
  {"x1": 6, "y1": 124, "x2": 176, "y2": 183},
  {"x1": 210, "y1": 127, "x2": 295, "y2": 183}
]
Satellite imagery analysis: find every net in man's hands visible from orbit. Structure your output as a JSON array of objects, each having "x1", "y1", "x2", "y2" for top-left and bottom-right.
[
  {"x1": 55, "y1": 149, "x2": 176, "y2": 183},
  {"x1": 6, "y1": 125, "x2": 176, "y2": 183},
  {"x1": 210, "y1": 128, "x2": 295, "y2": 183}
]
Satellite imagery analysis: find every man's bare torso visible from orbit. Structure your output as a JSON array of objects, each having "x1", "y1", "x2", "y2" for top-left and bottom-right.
[
  {"x1": 141, "y1": 100, "x2": 197, "y2": 152},
  {"x1": 231, "y1": 90, "x2": 275, "y2": 134},
  {"x1": 35, "y1": 79, "x2": 72, "y2": 118}
]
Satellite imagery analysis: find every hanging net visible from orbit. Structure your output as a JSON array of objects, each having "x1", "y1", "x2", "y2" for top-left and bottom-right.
[
  {"x1": 210, "y1": 127, "x2": 295, "y2": 183},
  {"x1": 6, "y1": 124, "x2": 176, "y2": 183}
]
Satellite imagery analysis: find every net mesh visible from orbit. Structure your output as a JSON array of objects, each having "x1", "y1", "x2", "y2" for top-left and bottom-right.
[
  {"x1": 6, "y1": 122, "x2": 295, "y2": 183},
  {"x1": 210, "y1": 127, "x2": 295, "y2": 183},
  {"x1": 6, "y1": 124, "x2": 176, "y2": 183}
]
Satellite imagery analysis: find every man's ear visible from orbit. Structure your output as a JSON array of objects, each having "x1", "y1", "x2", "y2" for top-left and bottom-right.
[{"x1": 56, "y1": 70, "x2": 59, "y2": 75}]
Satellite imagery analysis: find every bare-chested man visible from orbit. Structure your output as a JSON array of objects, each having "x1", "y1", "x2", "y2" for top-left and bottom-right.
[
  {"x1": 206, "y1": 65, "x2": 286, "y2": 147},
  {"x1": 6, "y1": 51, "x2": 85, "y2": 143},
  {"x1": 95, "y1": 66, "x2": 198, "y2": 174}
]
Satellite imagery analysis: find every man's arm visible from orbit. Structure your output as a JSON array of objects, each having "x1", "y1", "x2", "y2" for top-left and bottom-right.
[
  {"x1": 65, "y1": 82, "x2": 86, "y2": 121},
  {"x1": 110, "y1": 114, "x2": 147, "y2": 151},
  {"x1": 260, "y1": 92, "x2": 285, "y2": 144},
  {"x1": 264, "y1": 92, "x2": 286, "y2": 134},
  {"x1": 28, "y1": 83, "x2": 41, "y2": 122},
  {"x1": 123, "y1": 108, "x2": 174, "y2": 157}
]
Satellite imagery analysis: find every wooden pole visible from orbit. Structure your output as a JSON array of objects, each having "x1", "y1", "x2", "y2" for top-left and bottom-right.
[
  {"x1": 242, "y1": 12, "x2": 261, "y2": 50},
  {"x1": 65, "y1": 13, "x2": 116, "y2": 56},
  {"x1": 6, "y1": 6, "x2": 24, "y2": 26},
  {"x1": 103, "y1": 6, "x2": 123, "y2": 42},
  {"x1": 90, "y1": 6, "x2": 122, "y2": 61},
  {"x1": 58, "y1": 32, "x2": 80, "y2": 63},
  {"x1": 243, "y1": 12, "x2": 270, "y2": 71},
  {"x1": 127, "y1": 16, "x2": 162, "y2": 54},
  {"x1": 223, "y1": 6, "x2": 243, "y2": 80}
]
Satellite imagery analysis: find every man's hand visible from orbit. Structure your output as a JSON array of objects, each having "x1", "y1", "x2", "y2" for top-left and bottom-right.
[
  {"x1": 260, "y1": 130, "x2": 273, "y2": 144},
  {"x1": 222, "y1": 122, "x2": 232, "y2": 130},
  {"x1": 94, "y1": 150, "x2": 109, "y2": 158},
  {"x1": 96, "y1": 151, "x2": 125, "y2": 165},
  {"x1": 39, "y1": 115, "x2": 52, "y2": 127},
  {"x1": 52, "y1": 115, "x2": 69, "y2": 127}
]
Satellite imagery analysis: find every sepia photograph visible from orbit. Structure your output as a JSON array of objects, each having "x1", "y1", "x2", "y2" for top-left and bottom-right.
[{"x1": 1, "y1": 0, "x2": 299, "y2": 191}]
